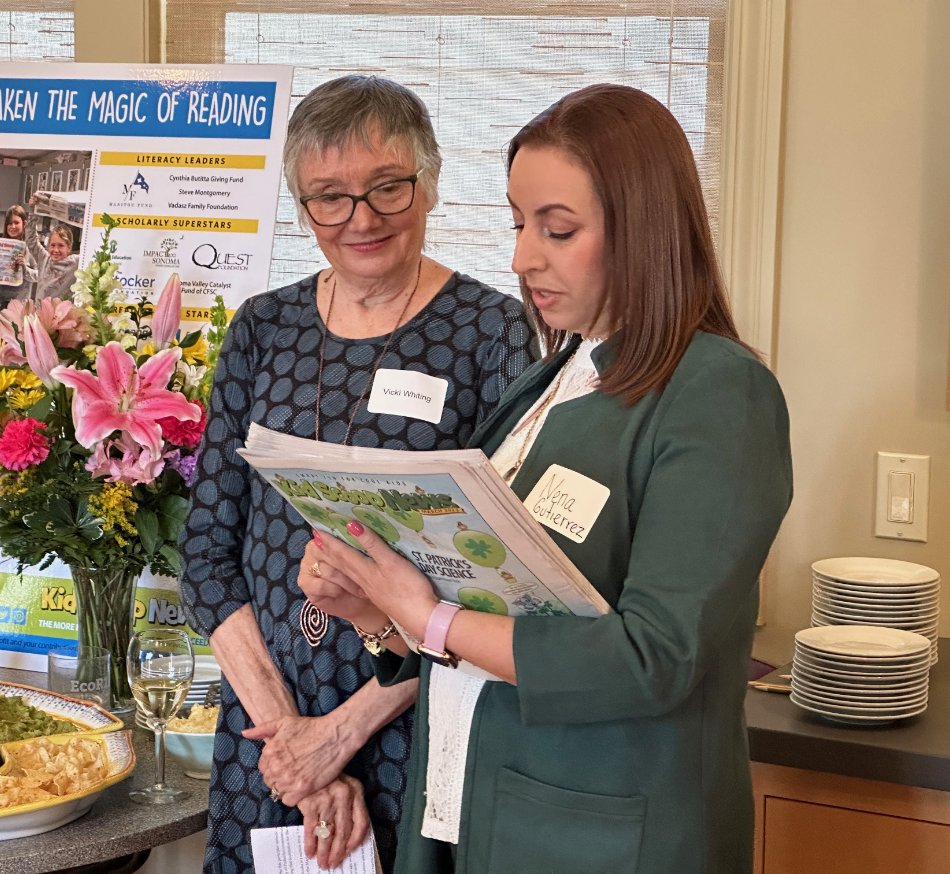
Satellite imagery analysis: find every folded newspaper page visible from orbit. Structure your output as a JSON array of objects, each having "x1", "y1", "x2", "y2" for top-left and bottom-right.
[
  {"x1": 0, "y1": 239, "x2": 26, "y2": 286},
  {"x1": 239, "y1": 423, "x2": 610, "y2": 619}
]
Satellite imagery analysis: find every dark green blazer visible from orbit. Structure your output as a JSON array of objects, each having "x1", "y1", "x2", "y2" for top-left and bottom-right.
[{"x1": 381, "y1": 331, "x2": 793, "y2": 874}]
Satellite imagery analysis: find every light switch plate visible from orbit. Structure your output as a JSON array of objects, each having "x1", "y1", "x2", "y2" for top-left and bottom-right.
[{"x1": 874, "y1": 452, "x2": 929, "y2": 541}]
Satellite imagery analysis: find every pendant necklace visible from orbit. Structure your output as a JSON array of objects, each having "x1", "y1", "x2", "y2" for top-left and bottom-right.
[
  {"x1": 314, "y1": 258, "x2": 423, "y2": 445},
  {"x1": 500, "y1": 363, "x2": 571, "y2": 483}
]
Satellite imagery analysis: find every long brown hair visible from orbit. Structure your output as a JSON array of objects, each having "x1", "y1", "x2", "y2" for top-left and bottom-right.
[{"x1": 507, "y1": 83, "x2": 753, "y2": 406}]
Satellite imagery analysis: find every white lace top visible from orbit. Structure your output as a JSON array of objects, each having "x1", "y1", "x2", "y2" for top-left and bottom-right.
[{"x1": 422, "y1": 339, "x2": 602, "y2": 844}]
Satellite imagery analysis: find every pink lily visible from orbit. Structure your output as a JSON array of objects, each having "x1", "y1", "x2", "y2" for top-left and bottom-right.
[
  {"x1": 23, "y1": 314, "x2": 60, "y2": 388},
  {"x1": 151, "y1": 273, "x2": 182, "y2": 349},
  {"x1": 51, "y1": 341, "x2": 200, "y2": 460},
  {"x1": 85, "y1": 433, "x2": 167, "y2": 485}
]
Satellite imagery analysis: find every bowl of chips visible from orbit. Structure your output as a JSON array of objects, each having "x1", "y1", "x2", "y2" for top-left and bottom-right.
[
  {"x1": 163, "y1": 704, "x2": 217, "y2": 779},
  {"x1": 0, "y1": 730, "x2": 135, "y2": 839}
]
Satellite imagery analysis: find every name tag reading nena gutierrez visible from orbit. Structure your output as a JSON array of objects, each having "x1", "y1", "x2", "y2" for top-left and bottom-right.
[
  {"x1": 367, "y1": 369, "x2": 448, "y2": 424},
  {"x1": 523, "y1": 464, "x2": 610, "y2": 544}
]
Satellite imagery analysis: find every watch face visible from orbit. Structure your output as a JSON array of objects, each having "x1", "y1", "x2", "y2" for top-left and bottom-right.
[{"x1": 417, "y1": 643, "x2": 459, "y2": 669}]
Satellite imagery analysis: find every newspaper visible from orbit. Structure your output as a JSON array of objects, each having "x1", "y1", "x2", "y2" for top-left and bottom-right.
[
  {"x1": 238, "y1": 423, "x2": 610, "y2": 620},
  {"x1": 32, "y1": 190, "x2": 87, "y2": 227},
  {"x1": 0, "y1": 239, "x2": 26, "y2": 286}
]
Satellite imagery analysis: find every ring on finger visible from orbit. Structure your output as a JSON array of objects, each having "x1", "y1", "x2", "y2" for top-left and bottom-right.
[
  {"x1": 309, "y1": 561, "x2": 322, "y2": 578},
  {"x1": 313, "y1": 819, "x2": 332, "y2": 840},
  {"x1": 269, "y1": 786, "x2": 282, "y2": 803}
]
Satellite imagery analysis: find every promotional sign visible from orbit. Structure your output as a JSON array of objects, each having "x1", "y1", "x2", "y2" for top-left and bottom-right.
[
  {"x1": 0, "y1": 62, "x2": 292, "y2": 321},
  {"x1": 0, "y1": 62, "x2": 293, "y2": 669}
]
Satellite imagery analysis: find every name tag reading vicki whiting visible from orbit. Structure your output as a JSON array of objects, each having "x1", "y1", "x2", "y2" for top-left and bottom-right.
[
  {"x1": 367, "y1": 369, "x2": 448, "y2": 424},
  {"x1": 523, "y1": 464, "x2": 610, "y2": 544}
]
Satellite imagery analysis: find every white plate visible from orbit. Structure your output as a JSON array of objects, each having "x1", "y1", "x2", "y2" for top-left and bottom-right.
[
  {"x1": 790, "y1": 687, "x2": 928, "y2": 712},
  {"x1": 810, "y1": 610, "x2": 939, "y2": 629},
  {"x1": 791, "y1": 678, "x2": 928, "y2": 705},
  {"x1": 795, "y1": 625, "x2": 931, "y2": 658},
  {"x1": 811, "y1": 558, "x2": 939, "y2": 585},
  {"x1": 814, "y1": 578, "x2": 941, "y2": 598},
  {"x1": 790, "y1": 694, "x2": 928, "y2": 725},
  {"x1": 0, "y1": 683, "x2": 124, "y2": 734},
  {"x1": 812, "y1": 582, "x2": 941, "y2": 604},
  {"x1": 793, "y1": 644, "x2": 932, "y2": 673},
  {"x1": 0, "y1": 730, "x2": 135, "y2": 840}
]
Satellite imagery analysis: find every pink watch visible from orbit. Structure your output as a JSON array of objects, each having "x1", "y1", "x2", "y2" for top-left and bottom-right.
[{"x1": 417, "y1": 601, "x2": 463, "y2": 668}]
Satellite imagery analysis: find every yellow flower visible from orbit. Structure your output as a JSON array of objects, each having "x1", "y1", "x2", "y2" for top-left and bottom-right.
[
  {"x1": 0, "y1": 469, "x2": 33, "y2": 499},
  {"x1": 180, "y1": 334, "x2": 208, "y2": 365},
  {"x1": 14, "y1": 372, "x2": 43, "y2": 390},
  {"x1": 139, "y1": 340, "x2": 157, "y2": 357},
  {"x1": 88, "y1": 483, "x2": 138, "y2": 547},
  {"x1": 8, "y1": 388, "x2": 46, "y2": 410},
  {"x1": 0, "y1": 369, "x2": 19, "y2": 393}
]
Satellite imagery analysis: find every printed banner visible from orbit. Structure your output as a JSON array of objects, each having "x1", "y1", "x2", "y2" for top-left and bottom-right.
[
  {"x1": 0, "y1": 62, "x2": 293, "y2": 320},
  {"x1": 0, "y1": 62, "x2": 293, "y2": 669}
]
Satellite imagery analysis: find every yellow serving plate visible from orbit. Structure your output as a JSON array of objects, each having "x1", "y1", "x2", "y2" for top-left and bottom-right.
[
  {"x1": 0, "y1": 682, "x2": 124, "y2": 735},
  {"x1": 0, "y1": 730, "x2": 135, "y2": 839}
]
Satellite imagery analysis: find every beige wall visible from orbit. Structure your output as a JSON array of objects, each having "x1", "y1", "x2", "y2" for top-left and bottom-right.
[{"x1": 755, "y1": 0, "x2": 950, "y2": 664}]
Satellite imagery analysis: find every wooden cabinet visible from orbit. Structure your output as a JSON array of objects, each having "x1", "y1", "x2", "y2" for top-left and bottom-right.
[{"x1": 752, "y1": 762, "x2": 950, "y2": 873}]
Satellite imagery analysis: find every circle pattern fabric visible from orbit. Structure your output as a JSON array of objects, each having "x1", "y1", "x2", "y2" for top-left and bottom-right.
[{"x1": 179, "y1": 272, "x2": 537, "y2": 874}]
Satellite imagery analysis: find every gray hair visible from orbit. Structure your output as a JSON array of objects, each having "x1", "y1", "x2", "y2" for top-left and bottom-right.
[{"x1": 284, "y1": 75, "x2": 442, "y2": 225}]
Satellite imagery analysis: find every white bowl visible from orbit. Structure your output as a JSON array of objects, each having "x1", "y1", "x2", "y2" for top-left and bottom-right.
[{"x1": 164, "y1": 728, "x2": 214, "y2": 779}]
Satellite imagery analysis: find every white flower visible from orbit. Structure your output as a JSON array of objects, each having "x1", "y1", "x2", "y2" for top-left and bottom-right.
[
  {"x1": 176, "y1": 360, "x2": 206, "y2": 390},
  {"x1": 111, "y1": 312, "x2": 136, "y2": 334}
]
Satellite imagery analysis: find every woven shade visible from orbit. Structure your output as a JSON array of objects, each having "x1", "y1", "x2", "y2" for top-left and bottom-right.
[{"x1": 168, "y1": 1, "x2": 727, "y2": 291}]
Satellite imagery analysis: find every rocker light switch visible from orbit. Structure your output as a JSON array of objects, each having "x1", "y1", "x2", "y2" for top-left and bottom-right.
[{"x1": 875, "y1": 452, "x2": 929, "y2": 541}]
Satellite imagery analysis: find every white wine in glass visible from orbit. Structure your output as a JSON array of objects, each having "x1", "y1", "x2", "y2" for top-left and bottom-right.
[{"x1": 127, "y1": 629, "x2": 194, "y2": 804}]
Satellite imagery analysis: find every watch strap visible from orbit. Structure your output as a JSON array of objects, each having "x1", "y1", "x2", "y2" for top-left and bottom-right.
[{"x1": 418, "y1": 601, "x2": 462, "y2": 668}]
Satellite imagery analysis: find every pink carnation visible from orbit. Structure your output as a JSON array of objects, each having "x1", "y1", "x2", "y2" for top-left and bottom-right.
[
  {"x1": 158, "y1": 401, "x2": 206, "y2": 449},
  {"x1": 0, "y1": 419, "x2": 50, "y2": 470}
]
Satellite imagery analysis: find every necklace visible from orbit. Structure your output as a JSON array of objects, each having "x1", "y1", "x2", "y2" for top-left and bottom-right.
[
  {"x1": 500, "y1": 364, "x2": 570, "y2": 483},
  {"x1": 314, "y1": 259, "x2": 423, "y2": 445}
]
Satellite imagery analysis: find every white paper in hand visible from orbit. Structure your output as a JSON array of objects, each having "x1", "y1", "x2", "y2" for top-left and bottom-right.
[{"x1": 250, "y1": 826, "x2": 379, "y2": 874}]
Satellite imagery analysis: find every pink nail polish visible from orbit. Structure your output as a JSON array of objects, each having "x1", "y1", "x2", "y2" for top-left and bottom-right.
[
  {"x1": 312, "y1": 531, "x2": 324, "y2": 546},
  {"x1": 346, "y1": 519, "x2": 365, "y2": 537}
]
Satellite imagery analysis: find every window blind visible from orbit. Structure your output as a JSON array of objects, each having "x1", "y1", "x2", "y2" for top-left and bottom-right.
[
  {"x1": 0, "y1": 2, "x2": 74, "y2": 62},
  {"x1": 166, "y1": 1, "x2": 726, "y2": 293}
]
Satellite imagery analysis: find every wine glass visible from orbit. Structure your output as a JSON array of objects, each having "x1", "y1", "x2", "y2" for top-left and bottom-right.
[{"x1": 127, "y1": 629, "x2": 194, "y2": 804}]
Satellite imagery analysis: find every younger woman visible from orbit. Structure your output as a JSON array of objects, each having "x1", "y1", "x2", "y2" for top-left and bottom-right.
[{"x1": 300, "y1": 83, "x2": 793, "y2": 873}]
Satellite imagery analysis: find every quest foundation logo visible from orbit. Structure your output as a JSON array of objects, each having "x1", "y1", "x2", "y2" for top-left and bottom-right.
[{"x1": 192, "y1": 241, "x2": 252, "y2": 271}]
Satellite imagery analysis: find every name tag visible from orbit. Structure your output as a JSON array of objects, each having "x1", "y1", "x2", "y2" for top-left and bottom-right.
[
  {"x1": 523, "y1": 464, "x2": 610, "y2": 544},
  {"x1": 367, "y1": 369, "x2": 448, "y2": 424}
]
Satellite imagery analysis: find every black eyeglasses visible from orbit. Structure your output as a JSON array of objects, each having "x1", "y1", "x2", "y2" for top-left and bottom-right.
[{"x1": 300, "y1": 173, "x2": 421, "y2": 227}]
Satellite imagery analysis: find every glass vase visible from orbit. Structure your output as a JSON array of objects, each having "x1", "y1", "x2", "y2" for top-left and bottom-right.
[{"x1": 68, "y1": 562, "x2": 139, "y2": 712}]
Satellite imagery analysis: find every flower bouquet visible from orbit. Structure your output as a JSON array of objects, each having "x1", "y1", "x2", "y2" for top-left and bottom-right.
[{"x1": 0, "y1": 216, "x2": 227, "y2": 708}]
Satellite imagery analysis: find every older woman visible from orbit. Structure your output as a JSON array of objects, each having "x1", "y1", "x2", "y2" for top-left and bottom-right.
[{"x1": 179, "y1": 75, "x2": 538, "y2": 874}]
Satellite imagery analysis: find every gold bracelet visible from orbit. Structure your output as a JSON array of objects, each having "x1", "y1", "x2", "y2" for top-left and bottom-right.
[{"x1": 352, "y1": 620, "x2": 398, "y2": 656}]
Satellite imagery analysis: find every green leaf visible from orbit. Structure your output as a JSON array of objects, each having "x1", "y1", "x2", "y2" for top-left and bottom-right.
[
  {"x1": 157, "y1": 495, "x2": 189, "y2": 540},
  {"x1": 178, "y1": 330, "x2": 202, "y2": 349},
  {"x1": 27, "y1": 394, "x2": 53, "y2": 419},
  {"x1": 135, "y1": 508, "x2": 160, "y2": 554},
  {"x1": 159, "y1": 544, "x2": 181, "y2": 575}
]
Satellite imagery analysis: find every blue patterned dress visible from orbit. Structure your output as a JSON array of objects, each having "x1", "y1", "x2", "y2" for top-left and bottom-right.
[{"x1": 179, "y1": 272, "x2": 538, "y2": 874}]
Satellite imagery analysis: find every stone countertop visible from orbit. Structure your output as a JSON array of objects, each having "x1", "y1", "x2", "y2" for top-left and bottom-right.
[
  {"x1": 746, "y1": 638, "x2": 950, "y2": 792},
  {"x1": 0, "y1": 667, "x2": 208, "y2": 874}
]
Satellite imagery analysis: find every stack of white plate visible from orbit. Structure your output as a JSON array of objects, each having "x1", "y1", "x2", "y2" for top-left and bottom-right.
[
  {"x1": 811, "y1": 557, "x2": 940, "y2": 665},
  {"x1": 135, "y1": 654, "x2": 221, "y2": 729},
  {"x1": 791, "y1": 625, "x2": 931, "y2": 725}
]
